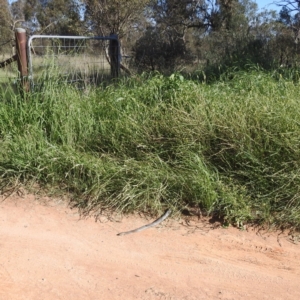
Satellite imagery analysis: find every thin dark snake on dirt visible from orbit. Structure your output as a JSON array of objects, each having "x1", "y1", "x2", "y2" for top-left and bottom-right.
[{"x1": 117, "y1": 209, "x2": 172, "y2": 236}]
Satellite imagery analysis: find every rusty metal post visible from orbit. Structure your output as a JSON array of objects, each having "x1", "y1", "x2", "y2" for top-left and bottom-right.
[
  {"x1": 108, "y1": 34, "x2": 120, "y2": 79},
  {"x1": 15, "y1": 28, "x2": 29, "y2": 96}
]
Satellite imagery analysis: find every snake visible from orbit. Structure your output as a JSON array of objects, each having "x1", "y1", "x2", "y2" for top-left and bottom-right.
[{"x1": 117, "y1": 209, "x2": 172, "y2": 236}]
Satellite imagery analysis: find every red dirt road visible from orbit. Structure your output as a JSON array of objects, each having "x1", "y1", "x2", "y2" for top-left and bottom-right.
[{"x1": 0, "y1": 193, "x2": 299, "y2": 300}]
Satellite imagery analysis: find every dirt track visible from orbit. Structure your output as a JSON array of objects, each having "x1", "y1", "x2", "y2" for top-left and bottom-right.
[{"x1": 0, "y1": 193, "x2": 299, "y2": 300}]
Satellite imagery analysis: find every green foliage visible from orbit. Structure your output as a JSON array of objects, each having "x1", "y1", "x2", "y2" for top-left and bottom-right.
[
  {"x1": 133, "y1": 27, "x2": 188, "y2": 72},
  {"x1": 84, "y1": 0, "x2": 150, "y2": 36},
  {"x1": 23, "y1": 0, "x2": 84, "y2": 35},
  {"x1": 6, "y1": 0, "x2": 299, "y2": 75},
  {"x1": 1, "y1": 69, "x2": 300, "y2": 230}
]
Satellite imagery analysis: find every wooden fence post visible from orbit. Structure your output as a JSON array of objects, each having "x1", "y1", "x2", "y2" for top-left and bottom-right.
[
  {"x1": 109, "y1": 34, "x2": 120, "y2": 78},
  {"x1": 15, "y1": 28, "x2": 29, "y2": 96}
]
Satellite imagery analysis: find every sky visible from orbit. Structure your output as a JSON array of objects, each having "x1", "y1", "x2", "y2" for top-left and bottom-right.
[{"x1": 255, "y1": 0, "x2": 281, "y2": 12}]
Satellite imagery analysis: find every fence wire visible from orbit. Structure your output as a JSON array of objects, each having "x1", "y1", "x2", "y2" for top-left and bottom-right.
[
  {"x1": 0, "y1": 38, "x2": 15, "y2": 83},
  {"x1": 28, "y1": 35, "x2": 120, "y2": 90},
  {"x1": 0, "y1": 52, "x2": 18, "y2": 89}
]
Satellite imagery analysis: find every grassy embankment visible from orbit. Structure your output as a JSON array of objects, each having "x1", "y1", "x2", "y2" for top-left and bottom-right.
[{"x1": 0, "y1": 69, "x2": 300, "y2": 230}]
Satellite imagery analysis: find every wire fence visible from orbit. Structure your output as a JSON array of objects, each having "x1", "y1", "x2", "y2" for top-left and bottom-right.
[
  {"x1": 0, "y1": 38, "x2": 14, "y2": 48},
  {"x1": 0, "y1": 38, "x2": 17, "y2": 87},
  {"x1": 28, "y1": 35, "x2": 120, "y2": 91},
  {"x1": 0, "y1": 53, "x2": 18, "y2": 88}
]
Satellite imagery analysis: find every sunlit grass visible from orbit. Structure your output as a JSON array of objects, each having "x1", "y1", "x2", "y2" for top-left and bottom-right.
[{"x1": 0, "y1": 69, "x2": 300, "y2": 229}]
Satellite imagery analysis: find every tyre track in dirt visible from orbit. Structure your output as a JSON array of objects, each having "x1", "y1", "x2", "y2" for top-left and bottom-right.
[{"x1": 0, "y1": 193, "x2": 299, "y2": 300}]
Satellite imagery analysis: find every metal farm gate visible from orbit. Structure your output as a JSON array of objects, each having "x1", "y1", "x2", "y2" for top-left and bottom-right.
[{"x1": 27, "y1": 34, "x2": 120, "y2": 90}]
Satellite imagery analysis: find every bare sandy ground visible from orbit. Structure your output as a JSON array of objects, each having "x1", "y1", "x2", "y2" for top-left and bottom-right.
[{"x1": 0, "y1": 192, "x2": 299, "y2": 300}]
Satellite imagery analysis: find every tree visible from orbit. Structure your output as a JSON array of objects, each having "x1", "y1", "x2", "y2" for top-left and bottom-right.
[
  {"x1": 10, "y1": 0, "x2": 24, "y2": 21},
  {"x1": 132, "y1": 0, "x2": 247, "y2": 72},
  {"x1": 23, "y1": 0, "x2": 84, "y2": 35},
  {"x1": 83, "y1": 0, "x2": 151, "y2": 37},
  {"x1": 0, "y1": 0, "x2": 13, "y2": 51},
  {"x1": 277, "y1": 1, "x2": 300, "y2": 38},
  {"x1": 279, "y1": 5, "x2": 292, "y2": 25},
  {"x1": 276, "y1": 0, "x2": 300, "y2": 13},
  {"x1": 133, "y1": 25, "x2": 188, "y2": 72},
  {"x1": 132, "y1": 0, "x2": 207, "y2": 72}
]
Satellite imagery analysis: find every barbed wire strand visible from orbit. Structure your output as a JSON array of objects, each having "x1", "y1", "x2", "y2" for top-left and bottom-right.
[{"x1": 0, "y1": 39, "x2": 14, "y2": 48}]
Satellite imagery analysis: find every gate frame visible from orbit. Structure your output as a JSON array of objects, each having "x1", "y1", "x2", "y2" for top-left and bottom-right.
[{"x1": 27, "y1": 34, "x2": 121, "y2": 89}]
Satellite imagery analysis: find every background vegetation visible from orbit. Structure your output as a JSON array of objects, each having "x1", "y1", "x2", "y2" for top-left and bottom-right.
[{"x1": 1, "y1": 0, "x2": 300, "y2": 73}]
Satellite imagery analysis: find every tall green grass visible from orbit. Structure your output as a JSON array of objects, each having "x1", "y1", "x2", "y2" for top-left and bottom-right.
[{"x1": 0, "y1": 70, "x2": 300, "y2": 229}]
